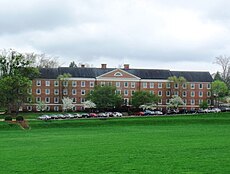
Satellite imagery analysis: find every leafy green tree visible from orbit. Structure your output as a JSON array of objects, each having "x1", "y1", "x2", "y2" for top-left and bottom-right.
[
  {"x1": 199, "y1": 101, "x2": 208, "y2": 109},
  {"x1": 57, "y1": 73, "x2": 72, "y2": 101},
  {"x1": 86, "y1": 85, "x2": 122, "y2": 111},
  {"x1": 0, "y1": 49, "x2": 39, "y2": 114},
  {"x1": 131, "y1": 91, "x2": 159, "y2": 109},
  {"x1": 212, "y1": 80, "x2": 229, "y2": 107}
]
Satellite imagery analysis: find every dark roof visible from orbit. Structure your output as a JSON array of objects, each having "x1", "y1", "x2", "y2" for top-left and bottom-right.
[
  {"x1": 171, "y1": 71, "x2": 213, "y2": 82},
  {"x1": 39, "y1": 67, "x2": 213, "y2": 82}
]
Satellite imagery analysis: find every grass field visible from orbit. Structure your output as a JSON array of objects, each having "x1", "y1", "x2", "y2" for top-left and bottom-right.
[{"x1": 1, "y1": 113, "x2": 230, "y2": 174}]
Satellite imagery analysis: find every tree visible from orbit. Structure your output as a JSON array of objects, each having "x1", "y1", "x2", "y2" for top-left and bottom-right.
[
  {"x1": 168, "y1": 95, "x2": 184, "y2": 109},
  {"x1": 212, "y1": 80, "x2": 229, "y2": 107},
  {"x1": 215, "y1": 55, "x2": 230, "y2": 88},
  {"x1": 32, "y1": 53, "x2": 60, "y2": 68},
  {"x1": 69, "y1": 61, "x2": 77, "y2": 68},
  {"x1": 83, "y1": 100, "x2": 96, "y2": 112},
  {"x1": 199, "y1": 101, "x2": 208, "y2": 109},
  {"x1": 36, "y1": 101, "x2": 47, "y2": 112},
  {"x1": 131, "y1": 91, "x2": 160, "y2": 109},
  {"x1": 62, "y1": 97, "x2": 74, "y2": 112},
  {"x1": 213, "y1": 71, "x2": 223, "y2": 81},
  {"x1": 0, "y1": 49, "x2": 39, "y2": 114},
  {"x1": 86, "y1": 85, "x2": 122, "y2": 111}
]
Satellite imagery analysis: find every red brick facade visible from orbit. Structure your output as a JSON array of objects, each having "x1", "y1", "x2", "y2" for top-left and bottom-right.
[{"x1": 23, "y1": 67, "x2": 212, "y2": 112}]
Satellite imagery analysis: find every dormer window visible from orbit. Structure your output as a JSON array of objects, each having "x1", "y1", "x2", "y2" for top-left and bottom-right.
[{"x1": 114, "y1": 72, "x2": 123, "y2": 76}]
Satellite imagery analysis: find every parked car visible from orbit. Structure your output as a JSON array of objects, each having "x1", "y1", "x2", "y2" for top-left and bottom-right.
[
  {"x1": 134, "y1": 111, "x2": 145, "y2": 116},
  {"x1": 220, "y1": 107, "x2": 230, "y2": 112},
  {"x1": 38, "y1": 115, "x2": 51, "y2": 120},
  {"x1": 73, "y1": 113, "x2": 81, "y2": 118},
  {"x1": 211, "y1": 108, "x2": 221, "y2": 113},
  {"x1": 106, "y1": 112, "x2": 114, "y2": 117},
  {"x1": 89, "y1": 113, "x2": 98, "y2": 117},
  {"x1": 154, "y1": 110, "x2": 163, "y2": 115},
  {"x1": 81, "y1": 113, "x2": 89, "y2": 118},
  {"x1": 113, "y1": 112, "x2": 123, "y2": 117},
  {"x1": 50, "y1": 114, "x2": 58, "y2": 119},
  {"x1": 98, "y1": 113, "x2": 107, "y2": 117},
  {"x1": 144, "y1": 110, "x2": 155, "y2": 115}
]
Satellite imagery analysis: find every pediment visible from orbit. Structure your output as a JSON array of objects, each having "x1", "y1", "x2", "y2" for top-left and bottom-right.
[{"x1": 96, "y1": 69, "x2": 140, "y2": 80}]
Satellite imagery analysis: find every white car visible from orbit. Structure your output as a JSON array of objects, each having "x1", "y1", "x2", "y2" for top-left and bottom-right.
[
  {"x1": 212, "y1": 108, "x2": 221, "y2": 113},
  {"x1": 113, "y1": 112, "x2": 123, "y2": 117},
  {"x1": 38, "y1": 115, "x2": 51, "y2": 120}
]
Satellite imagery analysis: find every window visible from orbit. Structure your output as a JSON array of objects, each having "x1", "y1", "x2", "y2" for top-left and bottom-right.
[
  {"x1": 54, "y1": 97, "x2": 59, "y2": 103},
  {"x1": 191, "y1": 99, "x2": 195, "y2": 105},
  {"x1": 81, "y1": 98, "x2": 85, "y2": 103},
  {"x1": 81, "y1": 90, "x2": 85, "y2": 95},
  {"x1": 116, "y1": 82, "x2": 120, "y2": 88},
  {"x1": 116, "y1": 90, "x2": 121, "y2": 95},
  {"x1": 207, "y1": 99, "x2": 211, "y2": 105},
  {"x1": 72, "y1": 106, "x2": 76, "y2": 111},
  {"x1": 174, "y1": 91, "x2": 178, "y2": 96},
  {"x1": 107, "y1": 82, "x2": 112, "y2": 86},
  {"x1": 63, "y1": 81, "x2": 68, "y2": 87},
  {"x1": 72, "y1": 81, "x2": 77, "y2": 87},
  {"x1": 36, "y1": 80, "x2": 41, "y2": 86},
  {"x1": 45, "y1": 89, "x2": 50, "y2": 95},
  {"x1": 199, "y1": 91, "x2": 203, "y2": 97},
  {"x1": 90, "y1": 81, "x2": 94, "y2": 87},
  {"x1": 100, "y1": 82, "x2": 105, "y2": 86},
  {"x1": 199, "y1": 99, "x2": 203, "y2": 105},
  {"x1": 182, "y1": 91, "x2": 187, "y2": 97},
  {"x1": 191, "y1": 91, "x2": 195, "y2": 97},
  {"x1": 54, "y1": 106, "x2": 59, "y2": 111},
  {"x1": 131, "y1": 90, "x2": 135, "y2": 96},
  {"x1": 114, "y1": 72, "x2": 123, "y2": 76},
  {"x1": 124, "y1": 98, "x2": 129, "y2": 105},
  {"x1": 183, "y1": 99, "x2": 187, "y2": 105},
  {"x1": 54, "y1": 89, "x2": 59, "y2": 95},
  {"x1": 46, "y1": 106, "x2": 50, "y2": 111},
  {"x1": 45, "y1": 81, "x2": 50, "y2": 86},
  {"x1": 182, "y1": 83, "x2": 187, "y2": 89},
  {"x1": 131, "y1": 82, "x2": 135, "y2": 88},
  {"x1": 124, "y1": 82, "x2": 129, "y2": 88},
  {"x1": 150, "y1": 91, "x2": 154, "y2": 95},
  {"x1": 158, "y1": 83, "x2": 162, "y2": 89},
  {"x1": 158, "y1": 91, "x2": 162, "y2": 96},
  {"x1": 199, "y1": 83, "x2": 203, "y2": 89},
  {"x1": 158, "y1": 99, "x2": 162, "y2": 104},
  {"x1": 166, "y1": 91, "x2": 170, "y2": 96},
  {"x1": 190, "y1": 83, "x2": 195, "y2": 89},
  {"x1": 207, "y1": 91, "x2": 211, "y2": 97},
  {"x1": 81, "y1": 81, "x2": 85, "y2": 87},
  {"x1": 45, "y1": 97, "x2": 50, "y2": 103},
  {"x1": 27, "y1": 97, "x2": 32, "y2": 103},
  {"x1": 27, "y1": 106, "x2": 32, "y2": 111},
  {"x1": 72, "y1": 98, "x2": 77, "y2": 103},
  {"x1": 72, "y1": 89, "x2": 77, "y2": 95},
  {"x1": 27, "y1": 88, "x2": 32, "y2": 94},
  {"x1": 124, "y1": 90, "x2": 129, "y2": 96},
  {"x1": 166, "y1": 83, "x2": 170, "y2": 89},
  {"x1": 174, "y1": 83, "x2": 178, "y2": 89},
  {"x1": 150, "y1": 82, "x2": 154, "y2": 88},
  {"x1": 54, "y1": 81, "x2": 59, "y2": 87},
  {"x1": 36, "y1": 88, "x2": 41, "y2": 95},
  {"x1": 166, "y1": 99, "x2": 170, "y2": 104},
  {"x1": 143, "y1": 82, "x2": 147, "y2": 88},
  {"x1": 36, "y1": 97, "x2": 41, "y2": 103},
  {"x1": 207, "y1": 83, "x2": 211, "y2": 89},
  {"x1": 63, "y1": 89, "x2": 68, "y2": 95}
]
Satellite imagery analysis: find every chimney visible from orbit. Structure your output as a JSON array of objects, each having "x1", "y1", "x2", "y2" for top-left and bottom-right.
[
  {"x1": 124, "y1": 64, "x2": 129, "y2": 69},
  {"x1": 101, "y1": 64, "x2": 107, "y2": 69},
  {"x1": 81, "y1": 64, "x2": 85, "y2": 68}
]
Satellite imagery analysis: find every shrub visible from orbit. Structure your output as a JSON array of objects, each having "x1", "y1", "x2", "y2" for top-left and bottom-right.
[
  {"x1": 16, "y1": 116, "x2": 24, "y2": 122},
  {"x1": 4, "y1": 116, "x2": 12, "y2": 121}
]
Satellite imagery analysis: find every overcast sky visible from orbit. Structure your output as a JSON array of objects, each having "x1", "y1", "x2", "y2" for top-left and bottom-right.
[{"x1": 0, "y1": 0, "x2": 229, "y2": 73}]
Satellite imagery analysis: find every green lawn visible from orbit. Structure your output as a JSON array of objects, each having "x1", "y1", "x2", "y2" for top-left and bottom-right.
[{"x1": 1, "y1": 113, "x2": 230, "y2": 173}]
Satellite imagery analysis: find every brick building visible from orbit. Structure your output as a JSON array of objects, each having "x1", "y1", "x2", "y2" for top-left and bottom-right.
[{"x1": 23, "y1": 64, "x2": 213, "y2": 112}]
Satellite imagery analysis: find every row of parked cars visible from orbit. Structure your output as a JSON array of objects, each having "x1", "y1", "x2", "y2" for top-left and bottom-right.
[
  {"x1": 134, "y1": 110, "x2": 163, "y2": 116},
  {"x1": 37, "y1": 112, "x2": 123, "y2": 120}
]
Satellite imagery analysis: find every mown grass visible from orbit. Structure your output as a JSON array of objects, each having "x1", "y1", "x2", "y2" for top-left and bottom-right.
[{"x1": 1, "y1": 113, "x2": 230, "y2": 173}]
